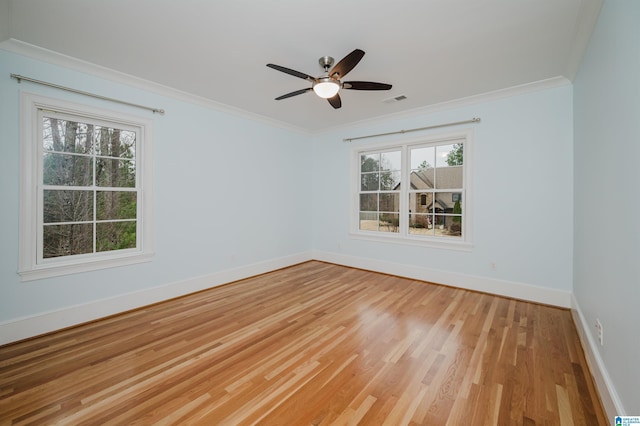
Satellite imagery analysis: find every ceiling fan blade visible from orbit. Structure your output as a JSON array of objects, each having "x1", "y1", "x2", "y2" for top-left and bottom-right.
[
  {"x1": 343, "y1": 81, "x2": 392, "y2": 91},
  {"x1": 330, "y1": 49, "x2": 365, "y2": 79},
  {"x1": 266, "y1": 64, "x2": 315, "y2": 82},
  {"x1": 327, "y1": 93, "x2": 342, "y2": 109},
  {"x1": 275, "y1": 88, "x2": 313, "y2": 100}
]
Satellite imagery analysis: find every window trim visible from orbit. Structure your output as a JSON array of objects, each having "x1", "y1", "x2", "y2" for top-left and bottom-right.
[
  {"x1": 18, "y1": 92, "x2": 154, "y2": 281},
  {"x1": 350, "y1": 130, "x2": 473, "y2": 251}
]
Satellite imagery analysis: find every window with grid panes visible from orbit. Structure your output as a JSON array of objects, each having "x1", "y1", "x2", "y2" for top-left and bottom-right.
[
  {"x1": 353, "y1": 131, "x2": 471, "y2": 249},
  {"x1": 19, "y1": 93, "x2": 153, "y2": 280}
]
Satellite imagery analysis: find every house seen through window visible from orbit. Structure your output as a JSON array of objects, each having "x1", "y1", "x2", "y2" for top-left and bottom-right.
[{"x1": 354, "y1": 132, "x2": 470, "y2": 247}]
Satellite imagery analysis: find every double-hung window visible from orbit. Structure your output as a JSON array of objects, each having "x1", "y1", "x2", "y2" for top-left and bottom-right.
[
  {"x1": 19, "y1": 93, "x2": 154, "y2": 280},
  {"x1": 352, "y1": 131, "x2": 471, "y2": 250}
]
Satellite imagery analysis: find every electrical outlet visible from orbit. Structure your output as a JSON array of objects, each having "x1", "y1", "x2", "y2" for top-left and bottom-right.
[{"x1": 595, "y1": 318, "x2": 603, "y2": 346}]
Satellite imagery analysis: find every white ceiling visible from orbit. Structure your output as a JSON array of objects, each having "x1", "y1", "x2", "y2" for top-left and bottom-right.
[{"x1": 3, "y1": 0, "x2": 602, "y2": 132}]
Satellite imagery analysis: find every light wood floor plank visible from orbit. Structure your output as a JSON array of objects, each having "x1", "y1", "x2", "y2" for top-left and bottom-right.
[{"x1": 0, "y1": 261, "x2": 607, "y2": 425}]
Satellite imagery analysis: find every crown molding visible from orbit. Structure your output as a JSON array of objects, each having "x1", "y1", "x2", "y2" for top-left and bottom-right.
[
  {"x1": 564, "y1": 0, "x2": 603, "y2": 80},
  {"x1": 2, "y1": 38, "x2": 571, "y2": 138},
  {"x1": 315, "y1": 76, "x2": 572, "y2": 135},
  {"x1": 0, "y1": 39, "x2": 309, "y2": 135}
]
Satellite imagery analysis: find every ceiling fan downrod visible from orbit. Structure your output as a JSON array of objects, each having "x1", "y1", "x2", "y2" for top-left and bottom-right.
[{"x1": 318, "y1": 56, "x2": 335, "y2": 72}]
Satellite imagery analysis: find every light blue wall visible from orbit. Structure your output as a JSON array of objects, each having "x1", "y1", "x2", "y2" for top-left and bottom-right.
[
  {"x1": 0, "y1": 49, "x2": 311, "y2": 322},
  {"x1": 1, "y1": 44, "x2": 575, "y2": 327},
  {"x1": 1, "y1": 3, "x2": 635, "y2": 412},
  {"x1": 573, "y1": 0, "x2": 640, "y2": 413},
  {"x1": 311, "y1": 85, "x2": 574, "y2": 292}
]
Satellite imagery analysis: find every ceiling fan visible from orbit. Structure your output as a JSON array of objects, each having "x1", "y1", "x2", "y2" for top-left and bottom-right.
[{"x1": 266, "y1": 49, "x2": 392, "y2": 109}]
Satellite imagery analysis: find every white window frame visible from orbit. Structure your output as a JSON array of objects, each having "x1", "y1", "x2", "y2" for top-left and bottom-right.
[
  {"x1": 19, "y1": 92, "x2": 154, "y2": 281},
  {"x1": 350, "y1": 130, "x2": 473, "y2": 251}
]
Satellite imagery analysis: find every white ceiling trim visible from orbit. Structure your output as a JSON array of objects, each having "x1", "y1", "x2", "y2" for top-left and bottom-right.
[
  {"x1": 564, "y1": 0, "x2": 603, "y2": 80},
  {"x1": 1, "y1": 39, "x2": 309, "y2": 135},
  {"x1": 3, "y1": 38, "x2": 570, "y2": 137},
  {"x1": 313, "y1": 76, "x2": 571, "y2": 135}
]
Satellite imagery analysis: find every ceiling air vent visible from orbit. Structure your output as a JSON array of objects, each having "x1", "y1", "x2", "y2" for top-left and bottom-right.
[{"x1": 383, "y1": 95, "x2": 407, "y2": 104}]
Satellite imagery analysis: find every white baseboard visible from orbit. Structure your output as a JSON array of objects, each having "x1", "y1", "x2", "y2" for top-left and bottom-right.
[
  {"x1": 0, "y1": 250, "x2": 573, "y2": 346},
  {"x1": 312, "y1": 250, "x2": 572, "y2": 308},
  {"x1": 571, "y1": 294, "x2": 625, "y2": 419},
  {"x1": 1, "y1": 250, "x2": 621, "y2": 419},
  {"x1": 0, "y1": 252, "x2": 313, "y2": 346}
]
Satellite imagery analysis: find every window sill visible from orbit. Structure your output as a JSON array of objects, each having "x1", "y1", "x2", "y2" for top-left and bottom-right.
[
  {"x1": 349, "y1": 231, "x2": 473, "y2": 252},
  {"x1": 19, "y1": 252, "x2": 154, "y2": 281}
]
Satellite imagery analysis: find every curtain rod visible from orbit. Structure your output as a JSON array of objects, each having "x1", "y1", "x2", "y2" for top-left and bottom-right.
[
  {"x1": 343, "y1": 117, "x2": 480, "y2": 142},
  {"x1": 10, "y1": 73, "x2": 165, "y2": 115}
]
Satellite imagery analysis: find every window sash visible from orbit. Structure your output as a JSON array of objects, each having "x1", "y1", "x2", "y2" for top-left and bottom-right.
[
  {"x1": 352, "y1": 133, "x2": 471, "y2": 249},
  {"x1": 37, "y1": 109, "x2": 142, "y2": 263},
  {"x1": 19, "y1": 93, "x2": 154, "y2": 281}
]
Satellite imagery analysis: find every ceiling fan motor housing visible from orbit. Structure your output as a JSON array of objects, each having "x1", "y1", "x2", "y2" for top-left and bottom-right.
[{"x1": 319, "y1": 56, "x2": 335, "y2": 71}]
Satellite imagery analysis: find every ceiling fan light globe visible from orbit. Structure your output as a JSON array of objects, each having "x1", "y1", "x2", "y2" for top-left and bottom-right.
[{"x1": 313, "y1": 80, "x2": 340, "y2": 98}]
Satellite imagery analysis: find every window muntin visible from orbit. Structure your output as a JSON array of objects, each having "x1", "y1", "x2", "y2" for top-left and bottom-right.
[
  {"x1": 407, "y1": 142, "x2": 464, "y2": 238},
  {"x1": 19, "y1": 93, "x2": 153, "y2": 280},
  {"x1": 359, "y1": 149, "x2": 401, "y2": 233},
  {"x1": 40, "y1": 113, "x2": 139, "y2": 261},
  {"x1": 354, "y1": 134, "x2": 470, "y2": 247}
]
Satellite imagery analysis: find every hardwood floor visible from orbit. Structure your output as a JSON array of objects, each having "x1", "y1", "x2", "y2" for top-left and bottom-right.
[{"x1": 0, "y1": 261, "x2": 606, "y2": 425}]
